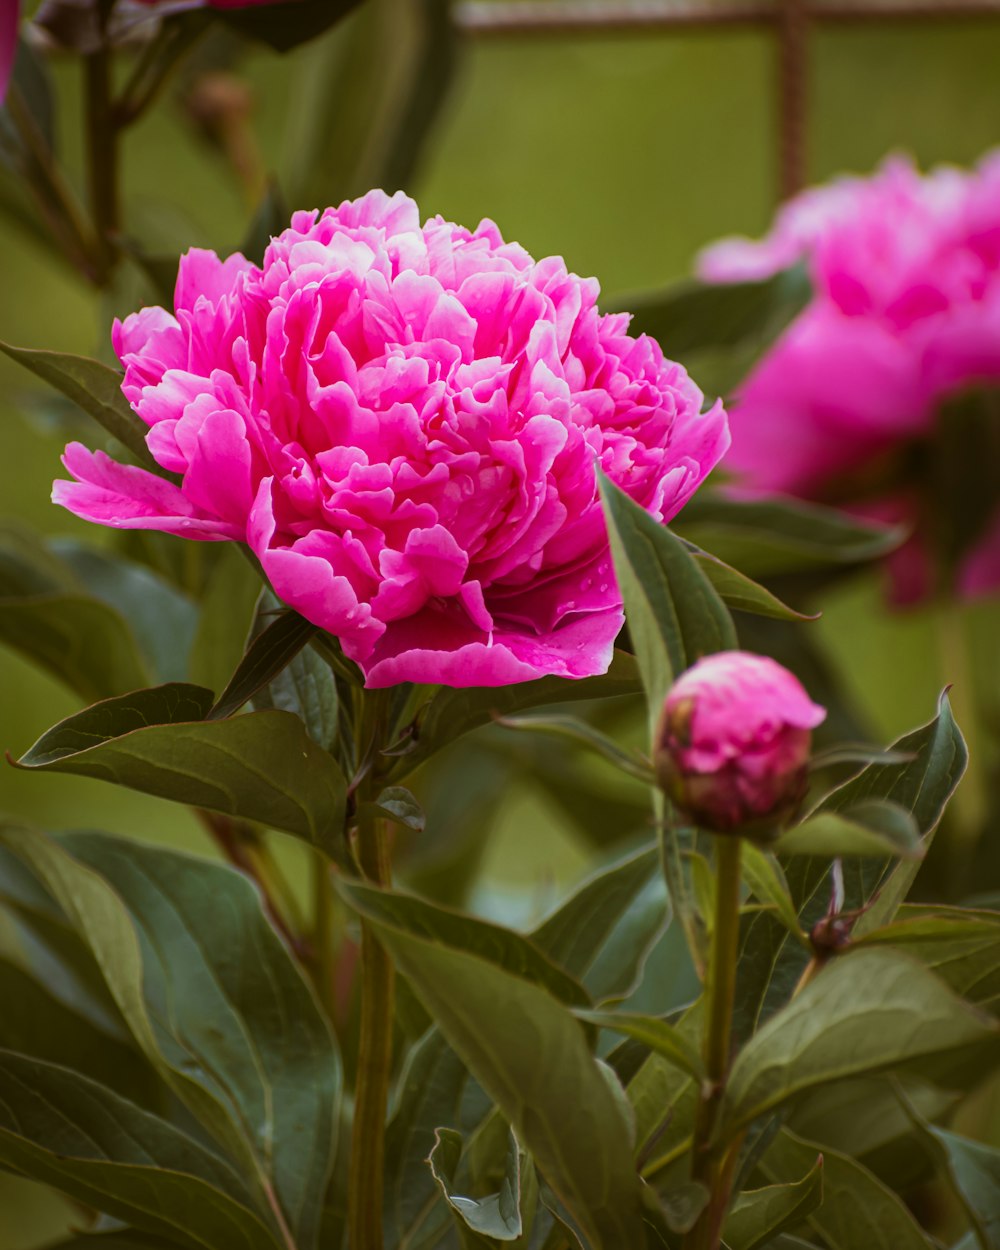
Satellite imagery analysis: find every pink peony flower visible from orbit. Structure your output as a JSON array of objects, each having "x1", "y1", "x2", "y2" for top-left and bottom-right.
[
  {"x1": 699, "y1": 154, "x2": 1000, "y2": 604},
  {"x1": 654, "y1": 651, "x2": 826, "y2": 835},
  {"x1": 1, "y1": 0, "x2": 18, "y2": 104},
  {"x1": 54, "y1": 191, "x2": 728, "y2": 688}
]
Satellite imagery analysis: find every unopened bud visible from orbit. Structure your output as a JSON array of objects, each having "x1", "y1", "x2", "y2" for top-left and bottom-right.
[{"x1": 654, "y1": 651, "x2": 826, "y2": 836}]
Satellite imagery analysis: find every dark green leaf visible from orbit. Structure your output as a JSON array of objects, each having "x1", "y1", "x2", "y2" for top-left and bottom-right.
[
  {"x1": 775, "y1": 801, "x2": 922, "y2": 859},
  {"x1": 216, "y1": 0, "x2": 363, "y2": 51},
  {"x1": 252, "y1": 639, "x2": 339, "y2": 751},
  {"x1": 391, "y1": 650, "x2": 641, "y2": 779},
  {"x1": 359, "y1": 786, "x2": 425, "y2": 832},
  {"x1": 338, "y1": 880, "x2": 590, "y2": 1008},
  {"x1": 896, "y1": 1092, "x2": 1000, "y2": 1250},
  {"x1": 856, "y1": 909, "x2": 1000, "y2": 1013},
  {"x1": 598, "y1": 471, "x2": 737, "y2": 723},
  {"x1": 692, "y1": 551, "x2": 817, "y2": 622},
  {"x1": 429, "y1": 1127, "x2": 524, "y2": 1242},
  {"x1": 530, "y1": 844, "x2": 669, "y2": 1003},
  {"x1": 740, "y1": 845, "x2": 808, "y2": 946},
  {"x1": 0, "y1": 957, "x2": 153, "y2": 1107},
  {"x1": 674, "y1": 493, "x2": 903, "y2": 580},
  {"x1": 16, "y1": 683, "x2": 347, "y2": 856},
  {"x1": 0, "y1": 593, "x2": 152, "y2": 702},
  {"x1": 760, "y1": 1128, "x2": 935, "y2": 1250},
  {"x1": 575, "y1": 1010, "x2": 703, "y2": 1080},
  {"x1": 362, "y1": 919, "x2": 645, "y2": 1248},
  {"x1": 44, "y1": 1234, "x2": 183, "y2": 1250},
  {"x1": 617, "y1": 266, "x2": 810, "y2": 360},
  {"x1": 51, "y1": 540, "x2": 198, "y2": 684},
  {"x1": 722, "y1": 948, "x2": 999, "y2": 1135},
  {"x1": 642, "y1": 1178, "x2": 709, "y2": 1235},
  {"x1": 723, "y1": 1155, "x2": 823, "y2": 1250},
  {"x1": 496, "y1": 712, "x2": 654, "y2": 783},
  {"x1": 208, "y1": 609, "x2": 317, "y2": 720},
  {"x1": 0, "y1": 830, "x2": 340, "y2": 1250},
  {"x1": 0, "y1": 1050, "x2": 282, "y2": 1250},
  {"x1": 0, "y1": 342, "x2": 159, "y2": 470}
]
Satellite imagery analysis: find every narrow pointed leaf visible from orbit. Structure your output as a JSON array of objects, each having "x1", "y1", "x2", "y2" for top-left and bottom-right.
[
  {"x1": 362, "y1": 919, "x2": 645, "y2": 1248},
  {"x1": 575, "y1": 1010, "x2": 703, "y2": 1080},
  {"x1": 722, "y1": 948, "x2": 1000, "y2": 1134},
  {"x1": 208, "y1": 609, "x2": 317, "y2": 720},
  {"x1": 0, "y1": 1051, "x2": 282, "y2": 1250},
  {"x1": 692, "y1": 551, "x2": 817, "y2": 622},
  {"x1": 0, "y1": 829, "x2": 340, "y2": 1250},
  {"x1": 723, "y1": 1155, "x2": 823, "y2": 1250},
  {"x1": 429, "y1": 1127, "x2": 524, "y2": 1242},
  {"x1": 15, "y1": 683, "x2": 347, "y2": 855},
  {"x1": 740, "y1": 844, "x2": 808, "y2": 946},
  {"x1": 0, "y1": 342, "x2": 158, "y2": 469},
  {"x1": 530, "y1": 844, "x2": 670, "y2": 1003},
  {"x1": 359, "y1": 786, "x2": 425, "y2": 832},
  {"x1": 338, "y1": 880, "x2": 590, "y2": 1008},
  {"x1": 775, "y1": 802, "x2": 922, "y2": 859},
  {"x1": 598, "y1": 471, "x2": 737, "y2": 723},
  {"x1": 760, "y1": 1129, "x2": 936, "y2": 1250},
  {"x1": 496, "y1": 712, "x2": 654, "y2": 783}
]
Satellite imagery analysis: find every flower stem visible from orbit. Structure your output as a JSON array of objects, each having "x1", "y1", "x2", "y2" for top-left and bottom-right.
[
  {"x1": 347, "y1": 809, "x2": 394, "y2": 1250},
  {"x1": 684, "y1": 835, "x2": 742, "y2": 1250}
]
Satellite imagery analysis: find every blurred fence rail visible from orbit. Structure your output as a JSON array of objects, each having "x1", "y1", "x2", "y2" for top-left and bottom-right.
[{"x1": 456, "y1": 0, "x2": 1000, "y2": 198}]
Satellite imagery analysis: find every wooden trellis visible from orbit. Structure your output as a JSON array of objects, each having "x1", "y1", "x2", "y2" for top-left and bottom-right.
[{"x1": 454, "y1": 0, "x2": 1000, "y2": 200}]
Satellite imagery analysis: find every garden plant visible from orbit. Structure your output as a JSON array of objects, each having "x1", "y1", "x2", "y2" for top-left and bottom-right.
[{"x1": 0, "y1": 3, "x2": 999, "y2": 1250}]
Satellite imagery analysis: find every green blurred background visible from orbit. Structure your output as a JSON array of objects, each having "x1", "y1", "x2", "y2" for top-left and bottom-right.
[{"x1": 3, "y1": 4, "x2": 1000, "y2": 1244}]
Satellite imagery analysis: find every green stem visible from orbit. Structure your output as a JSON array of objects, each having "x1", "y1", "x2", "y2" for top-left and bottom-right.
[
  {"x1": 684, "y1": 835, "x2": 743, "y2": 1250},
  {"x1": 311, "y1": 850, "x2": 336, "y2": 1018},
  {"x1": 347, "y1": 809, "x2": 394, "y2": 1250},
  {"x1": 84, "y1": 10, "x2": 120, "y2": 285}
]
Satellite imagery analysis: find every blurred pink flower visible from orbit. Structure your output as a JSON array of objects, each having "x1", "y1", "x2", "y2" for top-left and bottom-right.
[
  {"x1": 700, "y1": 154, "x2": 1000, "y2": 604},
  {"x1": 1, "y1": 0, "x2": 18, "y2": 104},
  {"x1": 55, "y1": 191, "x2": 728, "y2": 688},
  {"x1": 655, "y1": 650, "x2": 826, "y2": 834}
]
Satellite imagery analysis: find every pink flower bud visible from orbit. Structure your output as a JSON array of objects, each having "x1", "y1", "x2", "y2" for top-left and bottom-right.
[{"x1": 655, "y1": 651, "x2": 826, "y2": 835}]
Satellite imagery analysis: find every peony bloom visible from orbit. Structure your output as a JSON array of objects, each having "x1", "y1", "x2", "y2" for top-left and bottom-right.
[
  {"x1": 54, "y1": 191, "x2": 728, "y2": 688},
  {"x1": 1, "y1": 0, "x2": 18, "y2": 104},
  {"x1": 654, "y1": 651, "x2": 826, "y2": 834},
  {"x1": 699, "y1": 154, "x2": 1000, "y2": 604}
]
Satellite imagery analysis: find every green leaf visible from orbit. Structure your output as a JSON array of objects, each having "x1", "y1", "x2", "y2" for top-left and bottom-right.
[
  {"x1": 735, "y1": 696, "x2": 968, "y2": 1042},
  {"x1": 359, "y1": 785, "x2": 425, "y2": 832},
  {"x1": 0, "y1": 342, "x2": 160, "y2": 470},
  {"x1": 496, "y1": 712, "x2": 654, "y2": 784},
  {"x1": 216, "y1": 0, "x2": 363, "y2": 51},
  {"x1": 361, "y1": 919, "x2": 645, "y2": 1248},
  {"x1": 692, "y1": 550, "x2": 817, "y2": 622},
  {"x1": 252, "y1": 637, "x2": 339, "y2": 751},
  {"x1": 575, "y1": 1010, "x2": 703, "y2": 1081},
  {"x1": 673, "y1": 493, "x2": 903, "y2": 580},
  {"x1": 187, "y1": 548, "x2": 263, "y2": 695},
  {"x1": 856, "y1": 909, "x2": 1000, "y2": 1013},
  {"x1": 896, "y1": 1093, "x2": 1000, "y2": 1250},
  {"x1": 44, "y1": 1235, "x2": 183, "y2": 1250},
  {"x1": 390, "y1": 650, "x2": 641, "y2": 779},
  {"x1": 530, "y1": 843, "x2": 670, "y2": 1003},
  {"x1": 208, "y1": 609, "x2": 317, "y2": 720},
  {"x1": 0, "y1": 1050, "x2": 282, "y2": 1250},
  {"x1": 642, "y1": 1178, "x2": 709, "y2": 1236},
  {"x1": 0, "y1": 593, "x2": 152, "y2": 702},
  {"x1": 722, "y1": 948, "x2": 1000, "y2": 1135},
  {"x1": 0, "y1": 957, "x2": 153, "y2": 1107},
  {"x1": 618, "y1": 266, "x2": 810, "y2": 361},
  {"x1": 760, "y1": 1128, "x2": 936, "y2": 1250},
  {"x1": 51, "y1": 540, "x2": 198, "y2": 684},
  {"x1": 0, "y1": 829, "x2": 340, "y2": 1250},
  {"x1": 338, "y1": 880, "x2": 591, "y2": 1008},
  {"x1": 723, "y1": 1154, "x2": 823, "y2": 1250},
  {"x1": 597, "y1": 471, "x2": 737, "y2": 725},
  {"x1": 774, "y1": 801, "x2": 923, "y2": 860},
  {"x1": 384, "y1": 1028, "x2": 481, "y2": 1250},
  {"x1": 15, "y1": 683, "x2": 347, "y2": 857},
  {"x1": 429, "y1": 1127, "x2": 524, "y2": 1243},
  {"x1": 740, "y1": 844, "x2": 808, "y2": 947}
]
